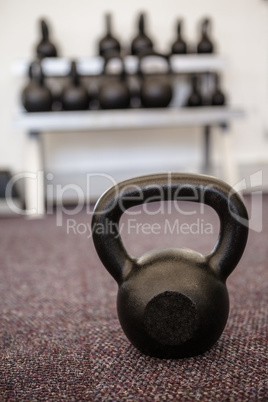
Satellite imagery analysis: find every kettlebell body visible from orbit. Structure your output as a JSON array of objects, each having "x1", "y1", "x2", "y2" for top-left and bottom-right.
[
  {"x1": 62, "y1": 87, "x2": 89, "y2": 110},
  {"x1": 187, "y1": 75, "x2": 202, "y2": 107},
  {"x1": 139, "y1": 54, "x2": 173, "y2": 108},
  {"x1": 197, "y1": 38, "x2": 213, "y2": 54},
  {"x1": 98, "y1": 13, "x2": 121, "y2": 57},
  {"x1": 99, "y1": 80, "x2": 130, "y2": 109},
  {"x1": 98, "y1": 56, "x2": 130, "y2": 109},
  {"x1": 36, "y1": 19, "x2": 58, "y2": 59},
  {"x1": 211, "y1": 74, "x2": 226, "y2": 106},
  {"x1": 171, "y1": 20, "x2": 187, "y2": 54},
  {"x1": 131, "y1": 13, "x2": 154, "y2": 56},
  {"x1": 141, "y1": 77, "x2": 173, "y2": 108},
  {"x1": 92, "y1": 173, "x2": 248, "y2": 359},
  {"x1": 197, "y1": 18, "x2": 214, "y2": 54},
  {"x1": 212, "y1": 90, "x2": 225, "y2": 106},
  {"x1": 117, "y1": 248, "x2": 229, "y2": 358},
  {"x1": 187, "y1": 92, "x2": 202, "y2": 107},
  {"x1": 22, "y1": 62, "x2": 52, "y2": 112},
  {"x1": 22, "y1": 83, "x2": 52, "y2": 112},
  {"x1": 61, "y1": 61, "x2": 89, "y2": 111}
]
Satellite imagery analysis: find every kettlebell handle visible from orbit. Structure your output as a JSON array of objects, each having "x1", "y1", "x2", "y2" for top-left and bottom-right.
[
  {"x1": 41, "y1": 19, "x2": 49, "y2": 41},
  {"x1": 102, "y1": 53, "x2": 126, "y2": 80},
  {"x1": 69, "y1": 60, "x2": 80, "y2": 86},
  {"x1": 92, "y1": 173, "x2": 248, "y2": 284},
  {"x1": 202, "y1": 18, "x2": 211, "y2": 37},
  {"x1": 138, "y1": 13, "x2": 146, "y2": 34},
  {"x1": 138, "y1": 52, "x2": 172, "y2": 76},
  {"x1": 105, "y1": 13, "x2": 112, "y2": 35},
  {"x1": 177, "y1": 20, "x2": 183, "y2": 36},
  {"x1": 28, "y1": 61, "x2": 45, "y2": 85}
]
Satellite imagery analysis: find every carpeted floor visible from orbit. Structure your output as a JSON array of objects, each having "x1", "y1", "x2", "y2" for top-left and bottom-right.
[{"x1": 0, "y1": 195, "x2": 267, "y2": 401}]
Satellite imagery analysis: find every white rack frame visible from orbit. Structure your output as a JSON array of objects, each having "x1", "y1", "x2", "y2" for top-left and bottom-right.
[
  {"x1": 13, "y1": 55, "x2": 243, "y2": 217},
  {"x1": 12, "y1": 55, "x2": 228, "y2": 76}
]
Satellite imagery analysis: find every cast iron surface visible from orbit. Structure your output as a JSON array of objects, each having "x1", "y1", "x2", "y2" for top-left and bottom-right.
[
  {"x1": 197, "y1": 18, "x2": 214, "y2": 54},
  {"x1": 171, "y1": 20, "x2": 187, "y2": 55},
  {"x1": 98, "y1": 13, "x2": 121, "y2": 58},
  {"x1": 36, "y1": 19, "x2": 58, "y2": 59},
  {"x1": 211, "y1": 73, "x2": 226, "y2": 106},
  {"x1": 138, "y1": 53, "x2": 173, "y2": 108},
  {"x1": 187, "y1": 75, "x2": 203, "y2": 107},
  {"x1": 92, "y1": 173, "x2": 249, "y2": 358},
  {"x1": 61, "y1": 61, "x2": 89, "y2": 111},
  {"x1": 22, "y1": 61, "x2": 52, "y2": 112},
  {"x1": 131, "y1": 13, "x2": 154, "y2": 56},
  {"x1": 98, "y1": 55, "x2": 130, "y2": 110}
]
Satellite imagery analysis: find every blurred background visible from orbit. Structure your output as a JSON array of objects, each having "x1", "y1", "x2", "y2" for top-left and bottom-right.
[{"x1": 0, "y1": 0, "x2": 268, "y2": 209}]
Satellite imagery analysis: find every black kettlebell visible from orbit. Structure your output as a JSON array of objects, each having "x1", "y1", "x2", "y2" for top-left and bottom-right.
[
  {"x1": 171, "y1": 19, "x2": 187, "y2": 54},
  {"x1": 92, "y1": 173, "x2": 248, "y2": 359},
  {"x1": 61, "y1": 61, "x2": 89, "y2": 111},
  {"x1": 22, "y1": 61, "x2": 53, "y2": 112},
  {"x1": 211, "y1": 73, "x2": 226, "y2": 106},
  {"x1": 197, "y1": 18, "x2": 214, "y2": 54},
  {"x1": 98, "y1": 55, "x2": 130, "y2": 109},
  {"x1": 131, "y1": 13, "x2": 154, "y2": 56},
  {"x1": 98, "y1": 13, "x2": 121, "y2": 57},
  {"x1": 186, "y1": 75, "x2": 203, "y2": 107},
  {"x1": 36, "y1": 19, "x2": 58, "y2": 59},
  {"x1": 139, "y1": 53, "x2": 173, "y2": 108}
]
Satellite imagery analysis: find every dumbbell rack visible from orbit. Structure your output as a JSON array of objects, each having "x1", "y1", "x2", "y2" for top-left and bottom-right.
[{"x1": 13, "y1": 55, "x2": 244, "y2": 217}]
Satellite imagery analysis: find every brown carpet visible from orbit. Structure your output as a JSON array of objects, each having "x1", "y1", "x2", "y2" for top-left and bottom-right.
[{"x1": 0, "y1": 196, "x2": 267, "y2": 401}]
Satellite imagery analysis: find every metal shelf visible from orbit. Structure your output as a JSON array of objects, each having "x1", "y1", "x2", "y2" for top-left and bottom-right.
[
  {"x1": 12, "y1": 55, "x2": 228, "y2": 77},
  {"x1": 14, "y1": 107, "x2": 244, "y2": 132},
  {"x1": 13, "y1": 54, "x2": 242, "y2": 217}
]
